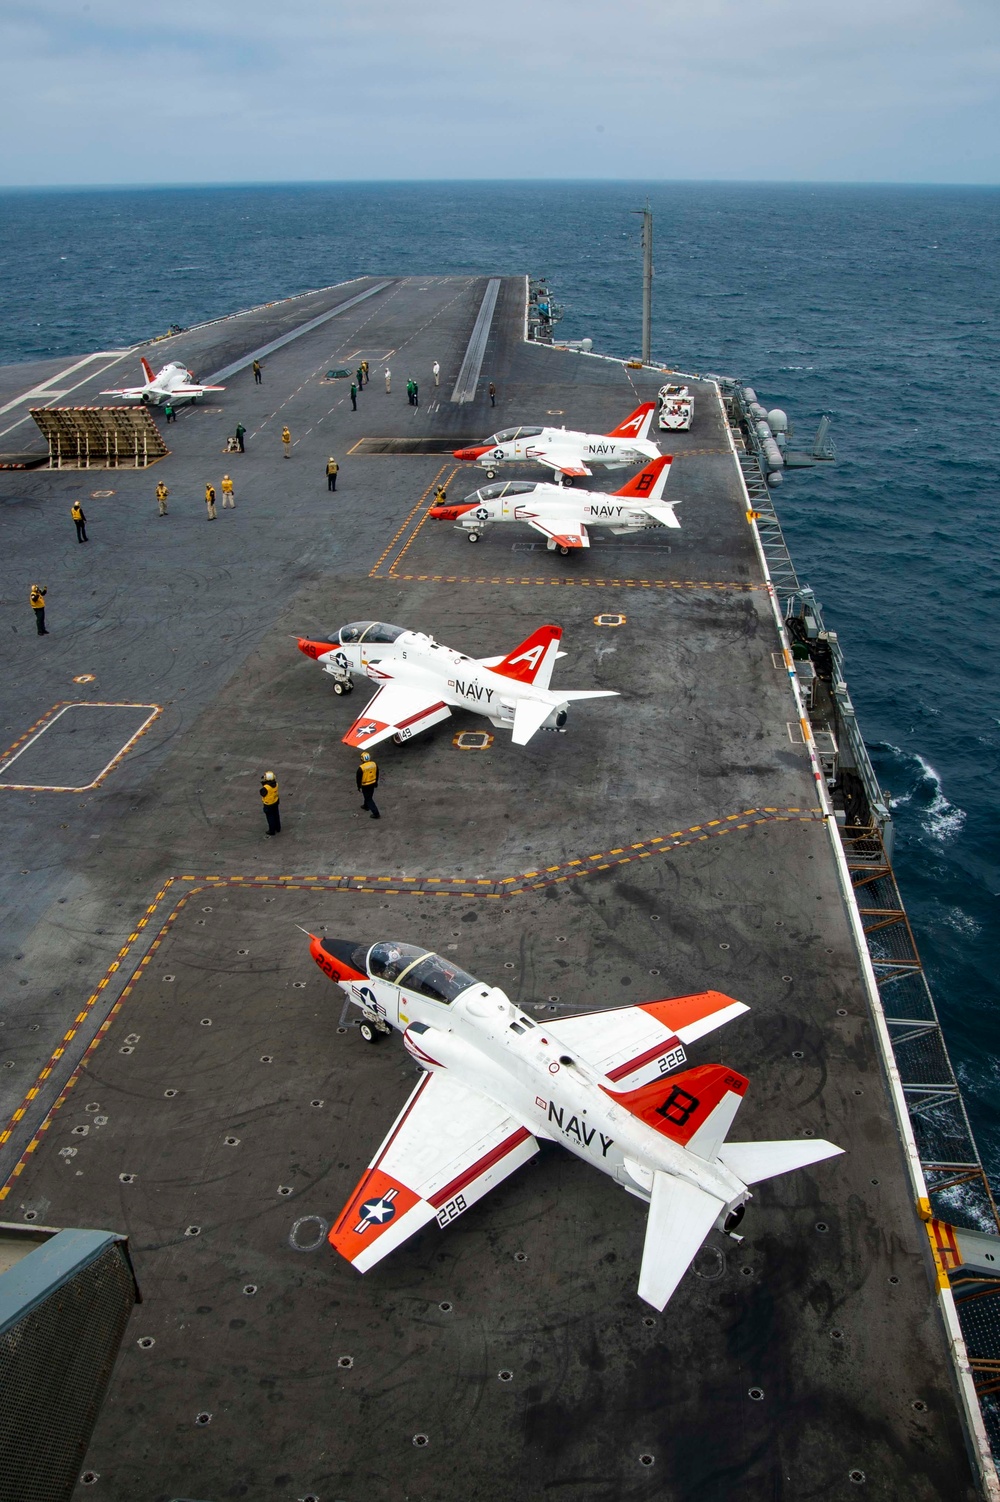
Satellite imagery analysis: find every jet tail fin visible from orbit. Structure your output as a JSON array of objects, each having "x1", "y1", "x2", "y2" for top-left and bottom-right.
[
  {"x1": 612, "y1": 455, "x2": 672, "y2": 500},
  {"x1": 607, "y1": 402, "x2": 655, "y2": 441},
  {"x1": 638, "y1": 1172, "x2": 724, "y2": 1310},
  {"x1": 140, "y1": 357, "x2": 156, "y2": 385},
  {"x1": 718, "y1": 1139, "x2": 844, "y2": 1184},
  {"x1": 608, "y1": 1063, "x2": 748, "y2": 1157},
  {"x1": 490, "y1": 624, "x2": 562, "y2": 688}
]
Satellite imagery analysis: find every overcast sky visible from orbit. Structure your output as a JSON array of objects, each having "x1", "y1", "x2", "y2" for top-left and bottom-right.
[{"x1": 1, "y1": 0, "x2": 998, "y2": 186}]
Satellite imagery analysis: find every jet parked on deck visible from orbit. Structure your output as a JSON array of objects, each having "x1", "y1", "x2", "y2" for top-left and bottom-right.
[
  {"x1": 101, "y1": 358, "x2": 225, "y2": 405},
  {"x1": 453, "y1": 402, "x2": 660, "y2": 480},
  {"x1": 297, "y1": 620, "x2": 617, "y2": 748},
  {"x1": 430, "y1": 455, "x2": 677, "y2": 553},
  {"x1": 308, "y1": 933, "x2": 844, "y2": 1310}
]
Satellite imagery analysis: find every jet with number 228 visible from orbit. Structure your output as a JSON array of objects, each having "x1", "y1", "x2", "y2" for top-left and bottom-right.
[
  {"x1": 453, "y1": 401, "x2": 659, "y2": 480},
  {"x1": 308, "y1": 933, "x2": 843, "y2": 1310},
  {"x1": 296, "y1": 620, "x2": 617, "y2": 748},
  {"x1": 430, "y1": 455, "x2": 676, "y2": 554}
]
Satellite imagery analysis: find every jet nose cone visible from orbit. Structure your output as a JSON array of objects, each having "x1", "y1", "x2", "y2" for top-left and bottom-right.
[
  {"x1": 453, "y1": 445, "x2": 489, "y2": 461},
  {"x1": 429, "y1": 502, "x2": 475, "y2": 521},
  {"x1": 308, "y1": 934, "x2": 369, "y2": 982},
  {"x1": 298, "y1": 637, "x2": 337, "y2": 659}
]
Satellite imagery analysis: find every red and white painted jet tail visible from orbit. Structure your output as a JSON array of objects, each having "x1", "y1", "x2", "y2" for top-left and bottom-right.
[
  {"x1": 611, "y1": 453, "x2": 679, "y2": 529},
  {"x1": 611, "y1": 1061, "x2": 843, "y2": 1310},
  {"x1": 607, "y1": 402, "x2": 656, "y2": 442},
  {"x1": 612, "y1": 455, "x2": 673, "y2": 501},
  {"x1": 140, "y1": 357, "x2": 156, "y2": 384},
  {"x1": 488, "y1": 623, "x2": 562, "y2": 690}
]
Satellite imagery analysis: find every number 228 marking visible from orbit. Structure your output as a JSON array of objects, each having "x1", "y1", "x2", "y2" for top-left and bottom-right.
[{"x1": 436, "y1": 1193, "x2": 467, "y2": 1227}]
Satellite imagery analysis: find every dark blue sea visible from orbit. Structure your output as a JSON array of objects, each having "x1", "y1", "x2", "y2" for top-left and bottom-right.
[{"x1": 1, "y1": 181, "x2": 998, "y2": 1194}]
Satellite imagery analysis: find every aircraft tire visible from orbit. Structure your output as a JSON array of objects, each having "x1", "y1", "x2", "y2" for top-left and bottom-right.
[
  {"x1": 359, "y1": 1020, "x2": 384, "y2": 1044},
  {"x1": 558, "y1": 545, "x2": 570, "y2": 556},
  {"x1": 485, "y1": 469, "x2": 496, "y2": 479},
  {"x1": 468, "y1": 532, "x2": 479, "y2": 543},
  {"x1": 333, "y1": 682, "x2": 345, "y2": 695}
]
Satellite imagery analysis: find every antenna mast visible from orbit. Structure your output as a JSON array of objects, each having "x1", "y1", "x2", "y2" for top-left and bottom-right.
[{"x1": 632, "y1": 199, "x2": 653, "y2": 364}]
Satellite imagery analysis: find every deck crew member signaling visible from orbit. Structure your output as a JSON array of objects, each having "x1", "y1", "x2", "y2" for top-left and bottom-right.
[
  {"x1": 30, "y1": 583, "x2": 48, "y2": 635},
  {"x1": 71, "y1": 501, "x2": 88, "y2": 543}
]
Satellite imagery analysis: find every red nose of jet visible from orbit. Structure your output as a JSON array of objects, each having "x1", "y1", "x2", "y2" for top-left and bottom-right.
[
  {"x1": 308, "y1": 934, "x2": 368, "y2": 983},
  {"x1": 297, "y1": 637, "x2": 338, "y2": 660},
  {"x1": 429, "y1": 502, "x2": 478, "y2": 521},
  {"x1": 453, "y1": 445, "x2": 491, "y2": 461}
]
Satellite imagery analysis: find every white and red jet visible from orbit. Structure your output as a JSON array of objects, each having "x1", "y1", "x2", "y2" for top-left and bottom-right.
[
  {"x1": 101, "y1": 357, "x2": 225, "y2": 405},
  {"x1": 309, "y1": 934, "x2": 843, "y2": 1311},
  {"x1": 453, "y1": 401, "x2": 660, "y2": 481},
  {"x1": 296, "y1": 620, "x2": 617, "y2": 749},
  {"x1": 430, "y1": 455, "x2": 677, "y2": 554}
]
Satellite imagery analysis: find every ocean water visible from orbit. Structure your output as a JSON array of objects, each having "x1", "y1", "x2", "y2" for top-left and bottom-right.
[{"x1": 1, "y1": 180, "x2": 998, "y2": 1190}]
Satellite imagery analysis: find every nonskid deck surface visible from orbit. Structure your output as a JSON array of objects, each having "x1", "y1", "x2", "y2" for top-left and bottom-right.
[{"x1": 0, "y1": 277, "x2": 978, "y2": 1499}]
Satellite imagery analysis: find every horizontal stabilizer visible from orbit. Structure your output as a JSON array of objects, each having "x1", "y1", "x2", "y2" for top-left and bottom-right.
[
  {"x1": 719, "y1": 1139, "x2": 844, "y2": 1185},
  {"x1": 511, "y1": 697, "x2": 554, "y2": 746},
  {"x1": 641, "y1": 503, "x2": 681, "y2": 530},
  {"x1": 638, "y1": 1171, "x2": 724, "y2": 1311}
]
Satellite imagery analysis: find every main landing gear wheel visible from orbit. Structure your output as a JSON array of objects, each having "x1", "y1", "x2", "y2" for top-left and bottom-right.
[
  {"x1": 468, "y1": 532, "x2": 479, "y2": 543},
  {"x1": 359, "y1": 1020, "x2": 387, "y2": 1044},
  {"x1": 333, "y1": 682, "x2": 346, "y2": 695},
  {"x1": 485, "y1": 469, "x2": 496, "y2": 479},
  {"x1": 558, "y1": 545, "x2": 570, "y2": 556}
]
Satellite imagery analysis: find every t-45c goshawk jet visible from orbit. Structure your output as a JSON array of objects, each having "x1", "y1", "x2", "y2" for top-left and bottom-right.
[
  {"x1": 430, "y1": 455, "x2": 677, "y2": 553},
  {"x1": 453, "y1": 401, "x2": 659, "y2": 481},
  {"x1": 101, "y1": 357, "x2": 225, "y2": 405},
  {"x1": 307, "y1": 933, "x2": 843, "y2": 1311},
  {"x1": 296, "y1": 620, "x2": 617, "y2": 748}
]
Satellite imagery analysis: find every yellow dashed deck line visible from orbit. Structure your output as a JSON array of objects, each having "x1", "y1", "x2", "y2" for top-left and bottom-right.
[
  {"x1": 379, "y1": 573, "x2": 760, "y2": 591},
  {"x1": 368, "y1": 465, "x2": 453, "y2": 576}
]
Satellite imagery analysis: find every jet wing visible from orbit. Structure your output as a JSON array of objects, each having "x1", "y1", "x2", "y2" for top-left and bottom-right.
[
  {"x1": 638, "y1": 1171, "x2": 725, "y2": 1310},
  {"x1": 537, "y1": 457, "x2": 592, "y2": 478},
  {"x1": 342, "y1": 683, "x2": 453, "y2": 749},
  {"x1": 173, "y1": 383, "x2": 226, "y2": 394},
  {"x1": 525, "y1": 517, "x2": 590, "y2": 550},
  {"x1": 329, "y1": 1071, "x2": 539, "y2": 1273},
  {"x1": 100, "y1": 386, "x2": 146, "y2": 398},
  {"x1": 548, "y1": 992, "x2": 749, "y2": 1089}
]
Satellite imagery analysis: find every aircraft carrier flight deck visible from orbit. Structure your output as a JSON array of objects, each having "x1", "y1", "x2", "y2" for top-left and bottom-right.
[{"x1": 0, "y1": 275, "x2": 985, "y2": 1500}]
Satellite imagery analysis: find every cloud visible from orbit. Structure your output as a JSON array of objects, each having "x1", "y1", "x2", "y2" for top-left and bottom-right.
[{"x1": 0, "y1": 0, "x2": 998, "y2": 183}]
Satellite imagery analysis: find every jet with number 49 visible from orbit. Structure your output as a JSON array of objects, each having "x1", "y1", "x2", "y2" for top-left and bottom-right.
[
  {"x1": 308, "y1": 933, "x2": 843, "y2": 1311},
  {"x1": 430, "y1": 455, "x2": 677, "y2": 554},
  {"x1": 296, "y1": 619, "x2": 617, "y2": 749}
]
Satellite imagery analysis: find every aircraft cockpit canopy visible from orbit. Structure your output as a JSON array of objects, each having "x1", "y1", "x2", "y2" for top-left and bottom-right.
[
  {"x1": 339, "y1": 621, "x2": 406, "y2": 645},
  {"x1": 368, "y1": 941, "x2": 426, "y2": 981},
  {"x1": 469, "y1": 481, "x2": 538, "y2": 503},
  {"x1": 487, "y1": 426, "x2": 543, "y2": 444},
  {"x1": 367, "y1": 942, "x2": 477, "y2": 1003}
]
